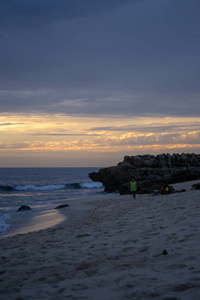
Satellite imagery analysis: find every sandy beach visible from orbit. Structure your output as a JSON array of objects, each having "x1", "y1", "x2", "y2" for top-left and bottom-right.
[{"x1": 0, "y1": 180, "x2": 200, "y2": 300}]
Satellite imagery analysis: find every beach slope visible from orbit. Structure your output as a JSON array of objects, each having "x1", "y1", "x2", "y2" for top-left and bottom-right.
[{"x1": 0, "y1": 180, "x2": 200, "y2": 300}]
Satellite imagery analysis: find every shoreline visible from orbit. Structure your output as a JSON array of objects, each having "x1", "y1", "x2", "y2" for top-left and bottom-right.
[
  {"x1": 0, "y1": 194, "x2": 112, "y2": 239},
  {"x1": 1, "y1": 179, "x2": 198, "y2": 239},
  {"x1": 0, "y1": 180, "x2": 200, "y2": 299},
  {"x1": 0, "y1": 208, "x2": 66, "y2": 239}
]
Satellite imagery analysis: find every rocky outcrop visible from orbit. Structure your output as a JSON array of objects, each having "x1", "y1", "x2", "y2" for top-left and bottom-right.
[{"x1": 89, "y1": 153, "x2": 200, "y2": 193}]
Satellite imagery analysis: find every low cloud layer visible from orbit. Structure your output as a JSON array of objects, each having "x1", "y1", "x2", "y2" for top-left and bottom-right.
[{"x1": 0, "y1": 0, "x2": 200, "y2": 117}]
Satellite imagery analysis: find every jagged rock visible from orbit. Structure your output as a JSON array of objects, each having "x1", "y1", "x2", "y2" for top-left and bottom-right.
[
  {"x1": 0, "y1": 185, "x2": 13, "y2": 191},
  {"x1": 17, "y1": 205, "x2": 31, "y2": 211},
  {"x1": 89, "y1": 153, "x2": 200, "y2": 193},
  {"x1": 54, "y1": 204, "x2": 69, "y2": 209}
]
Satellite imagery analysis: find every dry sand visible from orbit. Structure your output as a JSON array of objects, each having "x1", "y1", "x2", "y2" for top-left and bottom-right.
[{"x1": 0, "y1": 180, "x2": 200, "y2": 300}]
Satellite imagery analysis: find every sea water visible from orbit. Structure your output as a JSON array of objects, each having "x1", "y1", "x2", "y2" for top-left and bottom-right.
[{"x1": 0, "y1": 167, "x2": 103, "y2": 235}]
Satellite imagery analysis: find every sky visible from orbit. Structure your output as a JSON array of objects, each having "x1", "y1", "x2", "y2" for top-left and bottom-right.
[{"x1": 0, "y1": 0, "x2": 200, "y2": 167}]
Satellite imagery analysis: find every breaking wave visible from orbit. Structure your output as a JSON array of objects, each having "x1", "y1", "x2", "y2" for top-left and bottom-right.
[{"x1": 0, "y1": 182, "x2": 103, "y2": 192}]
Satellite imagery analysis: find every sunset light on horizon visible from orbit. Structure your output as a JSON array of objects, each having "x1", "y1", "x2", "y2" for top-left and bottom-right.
[{"x1": 1, "y1": 113, "x2": 200, "y2": 167}]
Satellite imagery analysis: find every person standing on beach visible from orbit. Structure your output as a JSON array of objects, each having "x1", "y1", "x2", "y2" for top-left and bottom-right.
[{"x1": 130, "y1": 176, "x2": 138, "y2": 199}]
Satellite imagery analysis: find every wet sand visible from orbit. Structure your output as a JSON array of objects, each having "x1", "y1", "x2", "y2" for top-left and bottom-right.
[{"x1": 1, "y1": 208, "x2": 66, "y2": 238}]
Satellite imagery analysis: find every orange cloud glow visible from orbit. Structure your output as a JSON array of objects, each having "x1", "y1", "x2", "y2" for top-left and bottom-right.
[{"x1": 0, "y1": 114, "x2": 200, "y2": 167}]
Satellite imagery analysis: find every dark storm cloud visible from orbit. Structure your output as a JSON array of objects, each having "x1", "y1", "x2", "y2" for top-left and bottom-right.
[
  {"x1": 0, "y1": 122, "x2": 23, "y2": 126},
  {"x1": 0, "y1": 0, "x2": 200, "y2": 117},
  {"x1": 32, "y1": 133, "x2": 100, "y2": 137},
  {"x1": 89, "y1": 122, "x2": 200, "y2": 134},
  {"x1": 0, "y1": 0, "x2": 134, "y2": 29}
]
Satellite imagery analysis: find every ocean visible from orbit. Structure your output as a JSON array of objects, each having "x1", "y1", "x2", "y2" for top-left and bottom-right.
[{"x1": 0, "y1": 167, "x2": 103, "y2": 236}]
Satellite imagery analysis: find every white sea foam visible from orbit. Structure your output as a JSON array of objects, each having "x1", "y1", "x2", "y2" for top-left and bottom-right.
[
  {"x1": 15, "y1": 184, "x2": 66, "y2": 191},
  {"x1": 0, "y1": 214, "x2": 11, "y2": 234},
  {"x1": 14, "y1": 182, "x2": 103, "y2": 191},
  {"x1": 80, "y1": 182, "x2": 103, "y2": 189}
]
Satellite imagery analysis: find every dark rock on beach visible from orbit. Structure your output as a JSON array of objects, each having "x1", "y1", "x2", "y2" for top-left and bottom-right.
[
  {"x1": 17, "y1": 205, "x2": 31, "y2": 211},
  {"x1": 54, "y1": 204, "x2": 69, "y2": 209},
  {"x1": 191, "y1": 183, "x2": 200, "y2": 190},
  {"x1": 89, "y1": 153, "x2": 200, "y2": 193},
  {"x1": 0, "y1": 185, "x2": 13, "y2": 191}
]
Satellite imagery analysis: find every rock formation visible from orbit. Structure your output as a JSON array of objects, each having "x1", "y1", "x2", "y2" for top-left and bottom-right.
[
  {"x1": 54, "y1": 204, "x2": 69, "y2": 209},
  {"x1": 191, "y1": 183, "x2": 200, "y2": 190},
  {"x1": 89, "y1": 153, "x2": 200, "y2": 193},
  {"x1": 17, "y1": 205, "x2": 31, "y2": 211}
]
